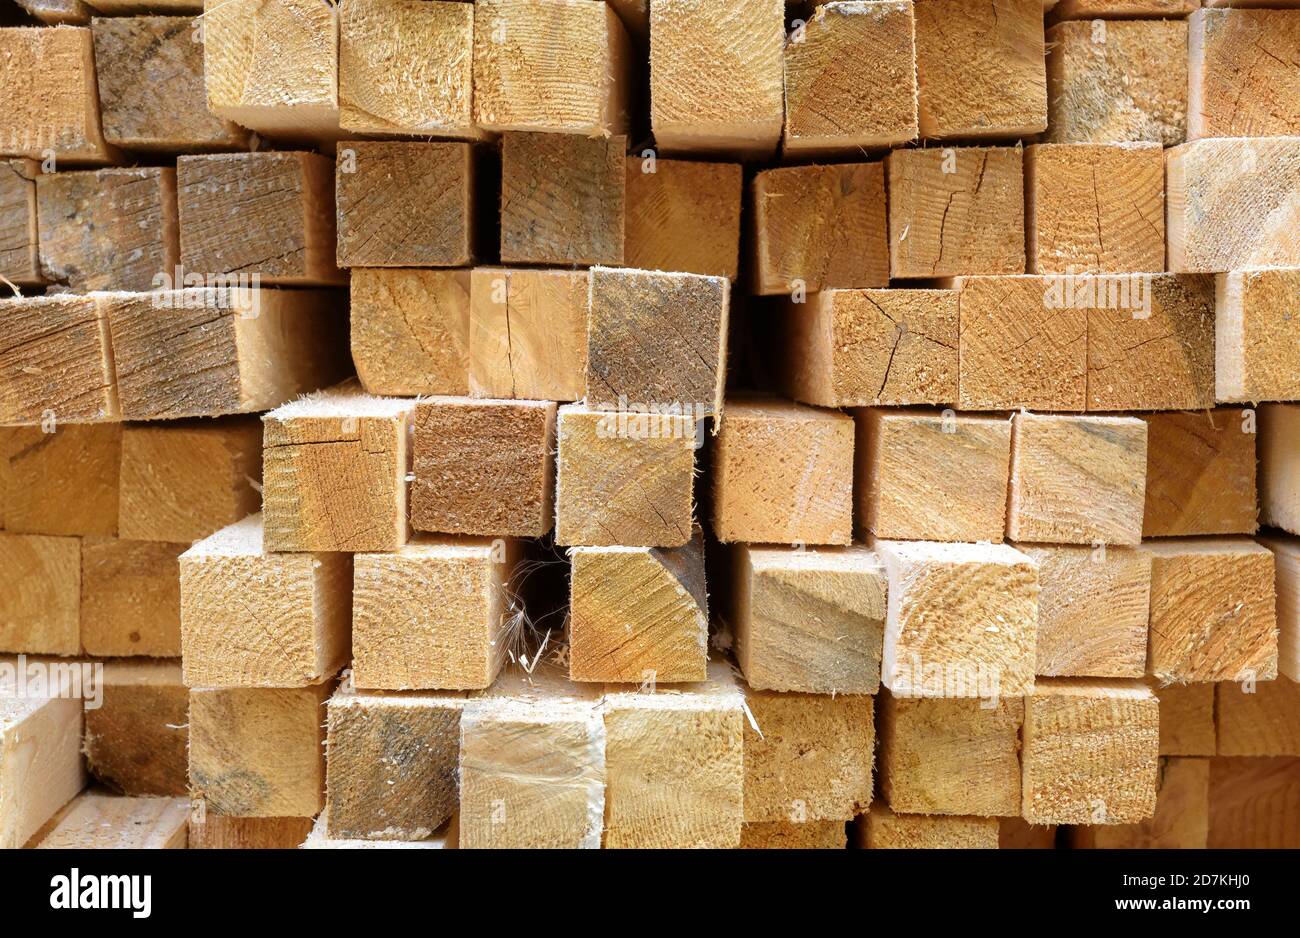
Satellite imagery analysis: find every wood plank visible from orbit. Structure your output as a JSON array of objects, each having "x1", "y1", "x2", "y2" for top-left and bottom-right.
[
  {"x1": 1022, "y1": 678, "x2": 1160, "y2": 825},
  {"x1": 180, "y1": 514, "x2": 351, "y2": 687},
  {"x1": 877, "y1": 540, "x2": 1039, "y2": 698},
  {"x1": 92, "y1": 15, "x2": 248, "y2": 152},
  {"x1": 1143, "y1": 537, "x2": 1278, "y2": 683},
  {"x1": 1155, "y1": 681, "x2": 1217, "y2": 757},
  {"x1": 325, "y1": 683, "x2": 465, "y2": 840},
  {"x1": 740, "y1": 820, "x2": 846, "y2": 849},
  {"x1": 84, "y1": 659, "x2": 187, "y2": 796},
  {"x1": 1215, "y1": 268, "x2": 1300, "y2": 403},
  {"x1": 0, "y1": 294, "x2": 118, "y2": 424},
  {"x1": 103, "y1": 288, "x2": 350, "y2": 421},
  {"x1": 177, "y1": 151, "x2": 344, "y2": 285},
  {"x1": 189, "y1": 683, "x2": 331, "y2": 817},
  {"x1": 0, "y1": 159, "x2": 41, "y2": 286},
  {"x1": 468, "y1": 267, "x2": 588, "y2": 401},
  {"x1": 603, "y1": 660, "x2": 744, "y2": 848},
  {"x1": 0, "y1": 533, "x2": 80, "y2": 654},
  {"x1": 1046, "y1": 19, "x2": 1188, "y2": 145},
  {"x1": 2, "y1": 423, "x2": 120, "y2": 537},
  {"x1": 339, "y1": 0, "x2": 480, "y2": 138},
  {"x1": 352, "y1": 268, "x2": 471, "y2": 397},
  {"x1": 733, "y1": 544, "x2": 885, "y2": 695},
  {"x1": 1052, "y1": 0, "x2": 1197, "y2": 14},
  {"x1": 742, "y1": 684, "x2": 873, "y2": 822},
  {"x1": 569, "y1": 534, "x2": 708, "y2": 684},
  {"x1": 1070, "y1": 757, "x2": 1209, "y2": 849},
  {"x1": 1260, "y1": 403, "x2": 1300, "y2": 535},
  {"x1": 15, "y1": 0, "x2": 91, "y2": 24},
  {"x1": 261, "y1": 386, "x2": 413, "y2": 552},
  {"x1": 1189, "y1": 9, "x2": 1300, "y2": 141},
  {"x1": 1008, "y1": 412, "x2": 1148, "y2": 546},
  {"x1": 118, "y1": 418, "x2": 262, "y2": 543},
  {"x1": 879, "y1": 692, "x2": 1023, "y2": 817},
  {"x1": 586, "y1": 266, "x2": 729, "y2": 418},
  {"x1": 624, "y1": 156, "x2": 741, "y2": 280},
  {"x1": 33, "y1": 791, "x2": 188, "y2": 848},
  {"x1": 81, "y1": 538, "x2": 185, "y2": 657},
  {"x1": 203, "y1": 0, "x2": 340, "y2": 140},
  {"x1": 648, "y1": 0, "x2": 784, "y2": 159},
  {"x1": 459, "y1": 666, "x2": 604, "y2": 849},
  {"x1": 335, "y1": 141, "x2": 476, "y2": 267},
  {"x1": 783, "y1": 289, "x2": 958, "y2": 408},
  {"x1": 351, "y1": 536, "x2": 520, "y2": 691},
  {"x1": 187, "y1": 815, "x2": 312, "y2": 849},
  {"x1": 1217, "y1": 679, "x2": 1300, "y2": 756},
  {"x1": 1019, "y1": 545, "x2": 1150, "y2": 679},
  {"x1": 711, "y1": 397, "x2": 854, "y2": 546},
  {"x1": 1206, "y1": 756, "x2": 1300, "y2": 848},
  {"x1": 499, "y1": 131, "x2": 625, "y2": 266},
  {"x1": 472, "y1": 0, "x2": 631, "y2": 135},
  {"x1": 857, "y1": 408, "x2": 1011, "y2": 542},
  {"x1": 554, "y1": 402, "x2": 697, "y2": 548},
  {"x1": 1166, "y1": 137, "x2": 1300, "y2": 272},
  {"x1": 1258, "y1": 534, "x2": 1300, "y2": 681},
  {"x1": 1142, "y1": 409, "x2": 1257, "y2": 537},
  {"x1": 751, "y1": 162, "x2": 888, "y2": 295},
  {"x1": 855, "y1": 805, "x2": 999, "y2": 848},
  {"x1": 0, "y1": 694, "x2": 85, "y2": 849},
  {"x1": 0, "y1": 25, "x2": 118, "y2": 163},
  {"x1": 304, "y1": 813, "x2": 452, "y2": 848},
  {"x1": 891, "y1": 149, "x2": 1025, "y2": 282}
]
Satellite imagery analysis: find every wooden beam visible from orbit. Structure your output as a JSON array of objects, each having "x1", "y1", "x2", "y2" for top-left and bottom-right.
[
  {"x1": 1069, "y1": 757, "x2": 1209, "y2": 849},
  {"x1": 913, "y1": 0, "x2": 1046, "y2": 139},
  {"x1": 569, "y1": 533, "x2": 708, "y2": 684},
  {"x1": 261, "y1": 386, "x2": 413, "y2": 553},
  {"x1": 411, "y1": 398, "x2": 554, "y2": 537},
  {"x1": 1207, "y1": 756, "x2": 1300, "y2": 848},
  {"x1": 1025, "y1": 143, "x2": 1164, "y2": 274},
  {"x1": 603, "y1": 661, "x2": 745, "y2": 848},
  {"x1": 189, "y1": 683, "x2": 331, "y2": 818},
  {"x1": 876, "y1": 539, "x2": 1038, "y2": 698},
  {"x1": 339, "y1": 0, "x2": 480, "y2": 138},
  {"x1": 0, "y1": 694, "x2": 85, "y2": 849},
  {"x1": 325, "y1": 683, "x2": 465, "y2": 840},
  {"x1": 879, "y1": 692, "x2": 1023, "y2": 817},
  {"x1": 352, "y1": 268, "x2": 471, "y2": 398},
  {"x1": 118, "y1": 419, "x2": 262, "y2": 543},
  {"x1": 586, "y1": 266, "x2": 729, "y2": 418},
  {"x1": 180, "y1": 514, "x2": 352, "y2": 687},
  {"x1": 554, "y1": 402, "x2": 697, "y2": 548},
  {"x1": 1046, "y1": 19, "x2": 1188, "y2": 145},
  {"x1": 1261, "y1": 404, "x2": 1300, "y2": 535},
  {"x1": 1052, "y1": 0, "x2": 1197, "y2": 13},
  {"x1": 86, "y1": 0, "x2": 202, "y2": 10},
  {"x1": 855, "y1": 805, "x2": 999, "y2": 848},
  {"x1": 888, "y1": 147, "x2": 1025, "y2": 280},
  {"x1": 624, "y1": 156, "x2": 742, "y2": 280},
  {"x1": 1258, "y1": 534, "x2": 1299, "y2": 682},
  {"x1": 91, "y1": 15, "x2": 247, "y2": 152},
  {"x1": 1141, "y1": 409, "x2": 1257, "y2": 538},
  {"x1": 304, "y1": 813, "x2": 452, "y2": 849},
  {"x1": 0, "y1": 533, "x2": 81, "y2": 654},
  {"x1": 1008, "y1": 412, "x2": 1148, "y2": 546},
  {"x1": 15, "y1": 0, "x2": 91, "y2": 24},
  {"x1": 0, "y1": 26, "x2": 118, "y2": 163},
  {"x1": 740, "y1": 820, "x2": 846, "y2": 849},
  {"x1": 1021, "y1": 678, "x2": 1159, "y2": 825},
  {"x1": 2, "y1": 423, "x2": 120, "y2": 537},
  {"x1": 335, "y1": 141, "x2": 476, "y2": 267},
  {"x1": 1143, "y1": 537, "x2": 1278, "y2": 683},
  {"x1": 956, "y1": 275, "x2": 1086, "y2": 411},
  {"x1": 472, "y1": 0, "x2": 631, "y2": 136},
  {"x1": 648, "y1": 0, "x2": 784, "y2": 159},
  {"x1": 751, "y1": 163, "x2": 889, "y2": 295},
  {"x1": 459, "y1": 666, "x2": 604, "y2": 848},
  {"x1": 1189, "y1": 9, "x2": 1300, "y2": 141},
  {"x1": 742, "y1": 685, "x2": 873, "y2": 822},
  {"x1": 84, "y1": 660, "x2": 187, "y2": 796},
  {"x1": 187, "y1": 815, "x2": 312, "y2": 849},
  {"x1": 1216, "y1": 268, "x2": 1300, "y2": 403},
  {"x1": 0, "y1": 294, "x2": 118, "y2": 424},
  {"x1": 82, "y1": 538, "x2": 185, "y2": 657},
  {"x1": 33, "y1": 791, "x2": 188, "y2": 848},
  {"x1": 1217, "y1": 679, "x2": 1300, "y2": 756},
  {"x1": 1155, "y1": 681, "x2": 1217, "y2": 757},
  {"x1": 1166, "y1": 136, "x2": 1300, "y2": 272},
  {"x1": 0, "y1": 159, "x2": 41, "y2": 286},
  {"x1": 857, "y1": 408, "x2": 1011, "y2": 542},
  {"x1": 468, "y1": 267, "x2": 588, "y2": 401},
  {"x1": 1017, "y1": 545, "x2": 1150, "y2": 679},
  {"x1": 733, "y1": 544, "x2": 885, "y2": 695},
  {"x1": 500, "y1": 131, "x2": 625, "y2": 266},
  {"x1": 203, "y1": 0, "x2": 340, "y2": 140},
  {"x1": 177, "y1": 151, "x2": 344, "y2": 285},
  {"x1": 351, "y1": 536, "x2": 520, "y2": 691}
]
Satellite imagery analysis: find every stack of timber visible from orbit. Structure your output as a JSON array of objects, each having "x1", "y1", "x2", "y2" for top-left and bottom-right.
[{"x1": 0, "y1": 0, "x2": 1297, "y2": 851}]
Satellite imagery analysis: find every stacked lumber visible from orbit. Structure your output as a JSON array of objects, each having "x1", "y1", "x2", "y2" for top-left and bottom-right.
[{"x1": 0, "y1": 0, "x2": 1297, "y2": 852}]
